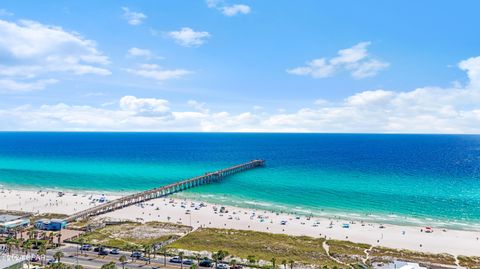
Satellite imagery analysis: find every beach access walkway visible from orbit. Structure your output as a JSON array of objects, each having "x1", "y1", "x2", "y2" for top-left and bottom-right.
[{"x1": 65, "y1": 160, "x2": 265, "y2": 222}]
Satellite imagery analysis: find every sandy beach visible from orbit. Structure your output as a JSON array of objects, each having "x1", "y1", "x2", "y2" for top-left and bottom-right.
[{"x1": 1, "y1": 188, "x2": 479, "y2": 256}]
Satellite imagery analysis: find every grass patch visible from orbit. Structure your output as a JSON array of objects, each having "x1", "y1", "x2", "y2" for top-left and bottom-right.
[
  {"x1": 326, "y1": 240, "x2": 370, "y2": 264},
  {"x1": 168, "y1": 228, "x2": 343, "y2": 267},
  {"x1": 72, "y1": 221, "x2": 191, "y2": 249},
  {"x1": 369, "y1": 247, "x2": 456, "y2": 265},
  {"x1": 458, "y1": 256, "x2": 480, "y2": 269}
]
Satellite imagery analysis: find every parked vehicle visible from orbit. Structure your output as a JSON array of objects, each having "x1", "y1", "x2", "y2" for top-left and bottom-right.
[
  {"x1": 80, "y1": 245, "x2": 92, "y2": 251},
  {"x1": 99, "y1": 249, "x2": 109, "y2": 255},
  {"x1": 110, "y1": 248, "x2": 120, "y2": 255},
  {"x1": 216, "y1": 263, "x2": 229, "y2": 269},
  {"x1": 131, "y1": 252, "x2": 143, "y2": 258},
  {"x1": 199, "y1": 260, "x2": 213, "y2": 267},
  {"x1": 183, "y1": 259, "x2": 194, "y2": 265},
  {"x1": 169, "y1": 256, "x2": 182, "y2": 263}
]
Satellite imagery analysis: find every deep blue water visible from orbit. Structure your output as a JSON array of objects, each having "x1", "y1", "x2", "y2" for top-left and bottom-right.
[{"x1": 0, "y1": 132, "x2": 479, "y2": 229}]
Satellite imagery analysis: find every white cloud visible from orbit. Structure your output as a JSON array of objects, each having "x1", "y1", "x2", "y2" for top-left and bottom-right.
[
  {"x1": 127, "y1": 47, "x2": 158, "y2": 60},
  {"x1": 0, "y1": 19, "x2": 110, "y2": 91},
  {"x1": 122, "y1": 7, "x2": 147, "y2": 26},
  {"x1": 206, "y1": 0, "x2": 251, "y2": 16},
  {"x1": 125, "y1": 64, "x2": 192, "y2": 81},
  {"x1": 120, "y1": 96, "x2": 170, "y2": 115},
  {"x1": 0, "y1": 78, "x2": 58, "y2": 91},
  {"x1": 287, "y1": 42, "x2": 389, "y2": 79},
  {"x1": 221, "y1": 4, "x2": 251, "y2": 16},
  {"x1": 167, "y1": 27, "x2": 210, "y2": 47},
  {"x1": 458, "y1": 56, "x2": 480, "y2": 88},
  {"x1": 2, "y1": 56, "x2": 480, "y2": 133}
]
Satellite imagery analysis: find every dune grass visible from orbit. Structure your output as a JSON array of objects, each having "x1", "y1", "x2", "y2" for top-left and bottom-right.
[{"x1": 168, "y1": 228, "x2": 343, "y2": 267}]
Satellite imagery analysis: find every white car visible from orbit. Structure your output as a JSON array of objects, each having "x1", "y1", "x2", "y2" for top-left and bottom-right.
[{"x1": 216, "y1": 263, "x2": 229, "y2": 269}]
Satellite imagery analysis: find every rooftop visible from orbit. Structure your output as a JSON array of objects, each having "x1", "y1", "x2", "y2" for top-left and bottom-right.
[{"x1": 0, "y1": 214, "x2": 25, "y2": 223}]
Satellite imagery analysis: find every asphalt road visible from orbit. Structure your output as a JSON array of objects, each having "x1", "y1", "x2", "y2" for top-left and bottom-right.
[{"x1": 2, "y1": 243, "x2": 204, "y2": 269}]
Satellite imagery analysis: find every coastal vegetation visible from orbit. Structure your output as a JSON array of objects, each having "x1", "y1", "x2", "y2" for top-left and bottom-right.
[
  {"x1": 457, "y1": 256, "x2": 480, "y2": 268},
  {"x1": 168, "y1": 228, "x2": 343, "y2": 267},
  {"x1": 71, "y1": 221, "x2": 190, "y2": 249}
]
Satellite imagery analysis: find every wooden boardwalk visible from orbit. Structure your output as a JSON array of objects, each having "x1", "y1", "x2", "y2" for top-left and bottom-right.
[{"x1": 66, "y1": 160, "x2": 265, "y2": 222}]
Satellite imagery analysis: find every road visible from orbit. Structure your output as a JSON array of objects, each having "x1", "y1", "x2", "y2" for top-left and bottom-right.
[{"x1": 2, "y1": 243, "x2": 203, "y2": 269}]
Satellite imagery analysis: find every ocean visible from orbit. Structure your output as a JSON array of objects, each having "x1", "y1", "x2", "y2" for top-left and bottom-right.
[{"x1": 1, "y1": 132, "x2": 479, "y2": 230}]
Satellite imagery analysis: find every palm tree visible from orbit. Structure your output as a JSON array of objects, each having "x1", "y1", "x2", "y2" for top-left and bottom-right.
[
  {"x1": 194, "y1": 253, "x2": 202, "y2": 266},
  {"x1": 119, "y1": 255, "x2": 127, "y2": 269},
  {"x1": 22, "y1": 240, "x2": 32, "y2": 255},
  {"x1": 213, "y1": 250, "x2": 229, "y2": 268},
  {"x1": 54, "y1": 251, "x2": 64, "y2": 262},
  {"x1": 289, "y1": 260, "x2": 295, "y2": 269},
  {"x1": 179, "y1": 251, "x2": 185, "y2": 269},
  {"x1": 281, "y1": 260, "x2": 287, "y2": 269},
  {"x1": 74, "y1": 265, "x2": 84, "y2": 269},
  {"x1": 271, "y1": 257, "x2": 276, "y2": 269},
  {"x1": 6, "y1": 238, "x2": 18, "y2": 255},
  {"x1": 160, "y1": 247, "x2": 168, "y2": 267},
  {"x1": 56, "y1": 233, "x2": 62, "y2": 245},
  {"x1": 78, "y1": 238, "x2": 85, "y2": 254},
  {"x1": 143, "y1": 244, "x2": 152, "y2": 264},
  {"x1": 229, "y1": 259, "x2": 237, "y2": 269},
  {"x1": 190, "y1": 264, "x2": 198, "y2": 269},
  {"x1": 28, "y1": 230, "x2": 35, "y2": 240},
  {"x1": 37, "y1": 244, "x2": 47, "y2": 266}
]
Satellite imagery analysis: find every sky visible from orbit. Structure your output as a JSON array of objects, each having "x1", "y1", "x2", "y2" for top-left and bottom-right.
[{"x1": 0, "y1": 0, "x2": 480, "y2": 133}]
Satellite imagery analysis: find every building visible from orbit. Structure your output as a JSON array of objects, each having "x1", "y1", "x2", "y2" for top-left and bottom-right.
[
  {"x1": 34, "y1": 219, "x2": 67, "y2": 231},
  {"x1": 0, "y1": 214, "x2": 30, "y2": 233},
  {"x1": 0, "y1": 255, "x2": 26, "y2": 269},
  {"x1": 374, "y1": 260, "x2": 428, "y2": 269}
]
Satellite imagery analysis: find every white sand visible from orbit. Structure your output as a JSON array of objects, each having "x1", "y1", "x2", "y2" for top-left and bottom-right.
[{"x1": 1, "y1": 188, "x2": 479, "y2": 256}]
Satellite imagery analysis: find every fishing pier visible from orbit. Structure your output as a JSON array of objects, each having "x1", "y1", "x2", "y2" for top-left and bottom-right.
[{"x1": 66, "y1": 160, "x2": 265, "y2": 222}]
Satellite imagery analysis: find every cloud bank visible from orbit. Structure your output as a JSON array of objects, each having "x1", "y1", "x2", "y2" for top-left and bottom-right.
[{"x1": 1, "y1": 56, "x2": 480, "y2": 133}]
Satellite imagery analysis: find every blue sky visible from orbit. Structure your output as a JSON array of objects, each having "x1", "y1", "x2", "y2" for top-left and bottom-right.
[{"x1": 1, "y1": 1, "x2": 480, "y2": 132}]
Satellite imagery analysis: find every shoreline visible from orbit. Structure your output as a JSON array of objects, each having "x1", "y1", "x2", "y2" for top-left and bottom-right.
[
  {"x1": 2, "y1": 184, "x2": 480, "y2": 232},
  {"x1": 0, "y1": 187, "x2": 479, "y2": 256}
]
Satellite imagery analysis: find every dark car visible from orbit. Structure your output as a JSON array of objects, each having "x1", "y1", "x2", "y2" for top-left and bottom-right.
[
  {"x1": 199, "y1": 260, "x2": 213, "y2": 267},
  {"x1": 99, "y1": 249, "x2": 109, "y2": 255},
  {"x1": 131, "y1": 252, "x2": 143, "y2": 258},
  {"x1": 183, "y1": 259, "x2": 193, "y2": 265},
  {"x1": 169, "y1": 257, "x2": 182, "y2": 263},
  {"x1": 93, "y1": 247, "x2": 100, "y2": 252},
  {"x1": 30, "y1": 256, "x2": 40, "y2": 262}
]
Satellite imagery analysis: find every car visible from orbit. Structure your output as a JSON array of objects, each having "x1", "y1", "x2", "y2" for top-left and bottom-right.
[
  {"x1": 30, "y1": 256, "x2": 40, "y2": 262},
  {"x1": 216, "y1": 263, "x2": 229, "y2": 269},
  {"x1": 183, "y1": 259, "x2": 193, "y2": 265},
  {"x1": 99, "y1": 249, "x2": 109, "y2": 255},
  {"x1": 93, "y1": 247, "x2": 100, "y2": 252},
  {"x1": 110, "y1": 248, "x2": 120, "y2": 255},
  {"x1": 47, "y1": 259, "x2": 57, "y2": 265},
  {"x1": 199, "y1": 260, "x2": 213, "y2": 267},
  {"x1": 131, "y1": 252, "x2": 143, "y2": 258},
  {"x1": 169, "y1": 256, "x2": 182, "y2": 263},
  {"x1": 80, "y1": 245, "x2": 92, "y2": 251}
]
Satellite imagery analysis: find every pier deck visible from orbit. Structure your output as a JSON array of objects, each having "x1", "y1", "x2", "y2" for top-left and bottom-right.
[{"x1": 66, "y1": 160, "x2": 265, "y2": 222}]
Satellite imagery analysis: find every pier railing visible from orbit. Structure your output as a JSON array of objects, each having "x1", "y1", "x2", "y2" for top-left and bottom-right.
[{"x1": 66, "y1": 160, "x2": 265, "y2": 222}]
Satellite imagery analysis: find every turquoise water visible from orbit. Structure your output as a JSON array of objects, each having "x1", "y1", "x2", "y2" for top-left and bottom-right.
[{"x1": 1, "y1": 132, "x2": 479, "y2": 230}]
